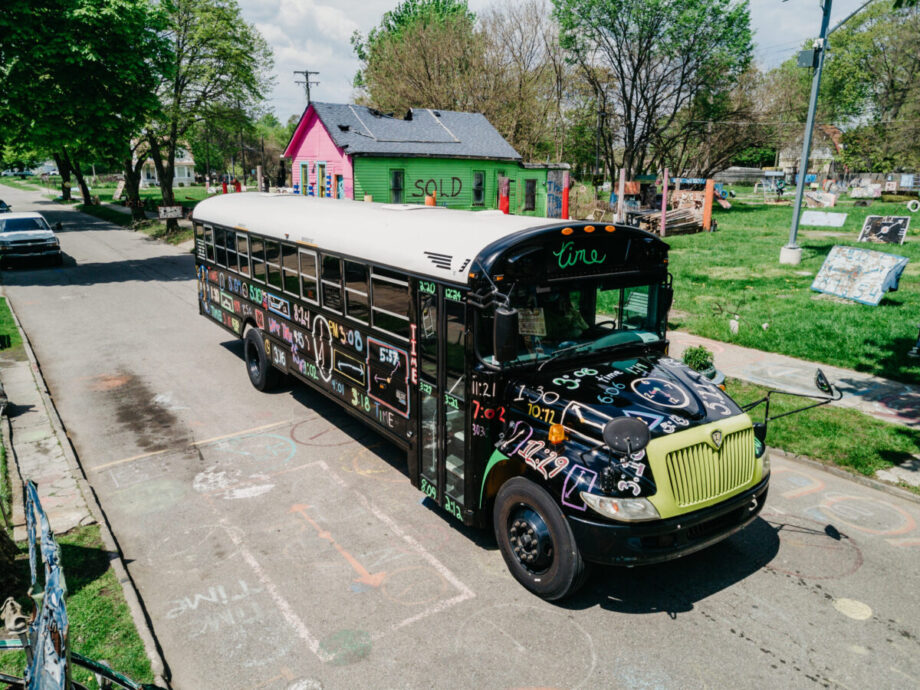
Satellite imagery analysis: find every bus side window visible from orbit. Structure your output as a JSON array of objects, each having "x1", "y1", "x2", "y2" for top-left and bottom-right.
[
  {"x1": 322, "y1": 254, "x2": 343, "y2": 313},
  {"x1": 344, "y1": 260, "x2": 368, "y2": 323},
  {"x1": 215, "y1": 227, "x2": 227, "y2": 267},
  {"x1": 250, "y1": 236, "x2": 265, "y2": 283},
  {"x1": 265, "y1": 239, "x2": 282, "y2": 290},
  {"x1": 281, "y1": 242, "x2": 299, "y2": 295},
  {"x1": 204, "y1": 226, "x2": 214, "y2": 262},
  {"x1": 225, "y1": 230, "x2": 238, "y2": 273},
  {"x1": 371, "y1": 268, "x2": 409, "y2": 340},
  {"x1": 299, "y1": 249, "x2": 318, "y2": 304},
  {"x1": 237, "y1": 234, "x2": 250, "y2": 277}
]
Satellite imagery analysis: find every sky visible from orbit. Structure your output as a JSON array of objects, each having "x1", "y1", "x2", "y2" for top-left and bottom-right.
[{"x1": 238, "y1": 0, "x2": 871, "y2": 122}]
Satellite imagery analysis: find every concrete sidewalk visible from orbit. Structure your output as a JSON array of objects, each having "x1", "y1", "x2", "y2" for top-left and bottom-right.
[{"x1": 0, "y1": 305, "x2": 94, "y2": 539}]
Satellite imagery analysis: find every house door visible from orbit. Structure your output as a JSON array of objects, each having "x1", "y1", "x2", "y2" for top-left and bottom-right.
[
  {"x1": 317, "y1": 163, "x2": 326, "y2": 198},
  {"x1": 334, "y1": 174, "x2": 344, "y2": 199}
]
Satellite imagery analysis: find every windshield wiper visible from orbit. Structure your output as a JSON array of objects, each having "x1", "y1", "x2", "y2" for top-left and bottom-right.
[
  {"x1": 536, "y1": 336, "x2": 658, "y2": 371},
  {"x1": 537, "y1": 340, "x2": 594, "y2": 371}
]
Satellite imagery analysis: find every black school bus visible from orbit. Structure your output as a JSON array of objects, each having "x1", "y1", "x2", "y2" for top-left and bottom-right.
[{"x1": 193, "y1": 194, "x2": 834, "y2": 600}]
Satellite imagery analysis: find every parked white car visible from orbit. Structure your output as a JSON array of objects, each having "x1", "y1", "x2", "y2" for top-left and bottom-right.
[{"x1": 0, "y1": 212, "x2": 62, "y2": 267}]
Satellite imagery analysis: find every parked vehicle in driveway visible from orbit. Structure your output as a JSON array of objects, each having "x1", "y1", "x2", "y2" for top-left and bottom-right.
[{"x1": 0, "y1": 212, "x2": 62, "y2": 267}]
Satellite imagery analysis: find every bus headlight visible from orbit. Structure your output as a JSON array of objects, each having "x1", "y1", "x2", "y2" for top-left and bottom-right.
[{"x1": 580, "y1": 492, "x2": 660, "y2": 522}]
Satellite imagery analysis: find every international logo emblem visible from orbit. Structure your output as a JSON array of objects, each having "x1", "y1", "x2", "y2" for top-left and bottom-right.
[{"x1": 711, "y1": 429, "x2": 723, "y2": 450}]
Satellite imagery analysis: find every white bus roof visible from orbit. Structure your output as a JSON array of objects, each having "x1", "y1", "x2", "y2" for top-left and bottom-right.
[{"x1": 192, "y1": 194, "x2": 555, "y2": 284}]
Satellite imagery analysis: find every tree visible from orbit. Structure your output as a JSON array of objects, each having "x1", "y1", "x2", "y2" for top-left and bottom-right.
[
  {"x1": 654, "y1": 68, "x2": 774, "y2": 177},
  {"x1": 148, "y1": 0, "x2": 273, "y2": 233},
  {"x1": 553, "y1": 0, "x2": 753, "y2": 178},
  {"x1": 0, "y1": 0, "x2": 166, "y2": 204},
  {"x1": 352, "y1": 0, "x2": 487, "y2": 114}
]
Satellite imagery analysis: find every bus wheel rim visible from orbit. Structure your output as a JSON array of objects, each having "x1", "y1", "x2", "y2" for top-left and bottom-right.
[
  {"x1": 508, "y1": 506, "x2": 553, "y2": 573},
  {"x1": 247, "y1": 342, "x2": 261, "y2": 379}
]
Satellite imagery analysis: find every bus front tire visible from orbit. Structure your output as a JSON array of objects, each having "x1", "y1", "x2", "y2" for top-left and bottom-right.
[
  {"x1": 244, "y1": 328, "x2": 279, "y2": 391},
  {"x1": 493, "y1": 477, "x2": 587, "y2": 601}
]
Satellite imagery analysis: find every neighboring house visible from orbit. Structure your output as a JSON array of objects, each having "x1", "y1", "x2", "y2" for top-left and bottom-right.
[
  {"x1": 139, "y1": 147, "x2": 196, "y2": 187},
  {"x1": 282, "y1": 102, "x2": 569, "y2": 217}
]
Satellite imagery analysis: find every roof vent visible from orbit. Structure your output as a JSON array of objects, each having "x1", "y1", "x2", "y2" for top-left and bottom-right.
[
  {"x1": 424, "y1": 251, "x2": 452, "y2": 271},
  {"x1": 338, "y1": 124, "x2": 350, "y2": 132},
  {"x1": 404, "y1": 109, "x2": 413, "y2": 121},
  {"x1": 432, "y1": 111, "x2": 441, "y2": 117}
]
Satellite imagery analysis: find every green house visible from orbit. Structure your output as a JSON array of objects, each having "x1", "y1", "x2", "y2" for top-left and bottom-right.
[{"x1": 283, "y1": 103, "x2": 568, "y2": 218}]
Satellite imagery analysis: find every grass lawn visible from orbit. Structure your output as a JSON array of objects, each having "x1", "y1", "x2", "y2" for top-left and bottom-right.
[
  {"x1": 77, "y1": 203, "x2": 193, "y2": 245},
  {"x1": 664, "y1": 195, "x2": 920, "y2": 385},
  {"x1": 0, "y1": 526, "x2": 155, "y2": 688},
  {"x1": 725, "y1": 378, "x2": 920, "y2": 484}
]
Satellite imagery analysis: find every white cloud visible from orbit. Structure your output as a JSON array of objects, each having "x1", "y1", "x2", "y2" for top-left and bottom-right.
[{"x1": 749, "y1": 0, "x2": 870, "y2": 68}]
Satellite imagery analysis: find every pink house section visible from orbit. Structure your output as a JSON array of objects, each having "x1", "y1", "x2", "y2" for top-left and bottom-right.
[{"x1": 283, "y1": 105, "x2": 353, "y2": 199}]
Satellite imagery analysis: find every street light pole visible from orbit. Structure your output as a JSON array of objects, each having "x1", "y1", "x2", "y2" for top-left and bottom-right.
[{"x1": 780, "y1": 0, "x2": 833, "y2": 265}]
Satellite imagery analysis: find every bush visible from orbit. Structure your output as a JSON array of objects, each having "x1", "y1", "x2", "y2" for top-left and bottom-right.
[{"x1": 682, "y1": 345, "x2": 714, "y2": 372}]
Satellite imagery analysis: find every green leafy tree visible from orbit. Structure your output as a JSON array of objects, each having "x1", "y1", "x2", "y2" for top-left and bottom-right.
[
  {"x1": 0, "y1": 0, "x2": 166, "y2": 204},
  {"x1": 553, "y1": 0, "x2": 753, "y2": 178},
  {"x1": 351, "y1": 0, "x2": 485, "y2": 114},
  {"x1": 148, "y1": 0, "x2": 273, "y2": 232}
]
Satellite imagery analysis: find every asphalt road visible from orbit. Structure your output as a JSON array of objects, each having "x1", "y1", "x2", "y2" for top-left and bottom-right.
[{"x1": 3, "y1": 186, "x2": 920, "y2": 689}]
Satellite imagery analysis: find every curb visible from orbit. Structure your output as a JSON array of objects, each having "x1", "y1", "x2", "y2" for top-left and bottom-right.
[
  {"x1": 769, "y1": 446, "x2": 920, "y2": 506},
  {"x1": 3, "y1": 294, "x2": 171, "y2": 688}
]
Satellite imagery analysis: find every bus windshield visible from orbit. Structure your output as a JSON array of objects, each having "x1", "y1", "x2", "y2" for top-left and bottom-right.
[{"x1": 483, "y1": 279, "x2": 665, "y2": 366}]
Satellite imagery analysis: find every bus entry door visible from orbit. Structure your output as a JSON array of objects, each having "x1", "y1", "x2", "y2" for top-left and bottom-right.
[{"x1": 416, "y1": 281, "x2": 467, "y2": 523}]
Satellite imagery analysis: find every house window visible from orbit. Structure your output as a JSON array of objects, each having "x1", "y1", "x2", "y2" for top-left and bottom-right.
[
  {"x1": 473, "y1": 171, "x2": 485, "y2": 206},
  {"x1": 524, "y1": 179, "x2": 537, "y2": 212},
  {"x1": 390, "y1": 169, "x2": 404, "y2": 204}
]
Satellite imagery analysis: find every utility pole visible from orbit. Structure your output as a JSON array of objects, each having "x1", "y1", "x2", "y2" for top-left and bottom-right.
[
  {"x1": 293, "y1": 70, "x2": 320, "y2": 105},
  {"x1": 781, "y1": 0, "x2": 833, "y2": 265},
  {"x1": 781, "y1": 0, "x2": 876, "y2": 265}
]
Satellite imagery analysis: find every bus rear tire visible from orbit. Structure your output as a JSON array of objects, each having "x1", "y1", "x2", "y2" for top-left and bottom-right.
[
  {"x1": 244, "y1": 328, "x2": 279, "y2": 391},
  {"x1": 493, "y1": 477, "x2": 586, "y2": 601}
]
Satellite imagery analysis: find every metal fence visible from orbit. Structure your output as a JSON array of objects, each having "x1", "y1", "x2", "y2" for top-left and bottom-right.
[{"x1": 0, "y1": 481, "x2": 161, "y2": 690}]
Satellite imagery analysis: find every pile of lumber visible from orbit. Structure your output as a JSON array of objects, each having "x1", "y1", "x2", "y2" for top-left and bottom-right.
[{"x1": 634, "y1": 208, "x2": 703, "y2": 236}]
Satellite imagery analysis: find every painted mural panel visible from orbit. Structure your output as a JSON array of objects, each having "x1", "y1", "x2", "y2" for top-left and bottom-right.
[{"x1": 197, "y1": 262, "x2": 411, "y2": 438}]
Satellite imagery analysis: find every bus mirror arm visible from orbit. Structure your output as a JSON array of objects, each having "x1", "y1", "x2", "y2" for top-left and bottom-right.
[{"x1": 740, "y1": 368, "x2": 842, "y2": 436}]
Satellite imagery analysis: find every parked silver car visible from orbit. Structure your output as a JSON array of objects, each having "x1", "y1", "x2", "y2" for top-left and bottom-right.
[{"x1": 0, "y1": 212, "x2": 62, "y2": 267}]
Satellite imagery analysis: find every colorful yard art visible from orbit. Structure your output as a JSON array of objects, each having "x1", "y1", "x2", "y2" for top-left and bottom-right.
[
  {"x1": 849, "y1": 183, "x2": 882, "y2": 199},
  {"x1": 811, "y1": 245, "x2": 909, "y2": 306},
  {"x1": 857, "y1": 215, "x2": 911, "y2": 245}
]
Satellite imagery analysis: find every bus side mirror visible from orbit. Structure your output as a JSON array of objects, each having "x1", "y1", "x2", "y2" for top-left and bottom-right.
[
  {"x1": 493, "y1": 307, "x2": 519, "y2": 364},
  {"x1": 660, "y1": 285, "x2": 673, "y2": 315}
]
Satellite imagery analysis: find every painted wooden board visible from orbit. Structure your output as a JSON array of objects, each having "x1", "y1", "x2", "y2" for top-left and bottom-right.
[
  {"x1": 811, "y1": 245, "x2": 909, "y2": 306},
  {"x1": 801, "y1": 211, "x2": 847, "y2": 227}
]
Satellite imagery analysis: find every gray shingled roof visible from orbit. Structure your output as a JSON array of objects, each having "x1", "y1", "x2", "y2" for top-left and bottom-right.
[{"x1": 307, "y1": 102, "x2": 522, "y2": 161}]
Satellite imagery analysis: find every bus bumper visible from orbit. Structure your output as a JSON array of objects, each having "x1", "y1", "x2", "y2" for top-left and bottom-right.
[{"x1": 567, "y1": 478, "x2": 769, "y2": 566}]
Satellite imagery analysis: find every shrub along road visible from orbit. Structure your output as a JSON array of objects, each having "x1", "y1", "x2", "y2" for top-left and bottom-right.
[{"x1": 2, "y1": 184, "x2": 920, "y2": 688}]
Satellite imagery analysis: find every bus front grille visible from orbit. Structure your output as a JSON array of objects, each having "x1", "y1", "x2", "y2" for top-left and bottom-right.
[{"x1": 665, "y1": 428, "x2": 755, "y2": 508}]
